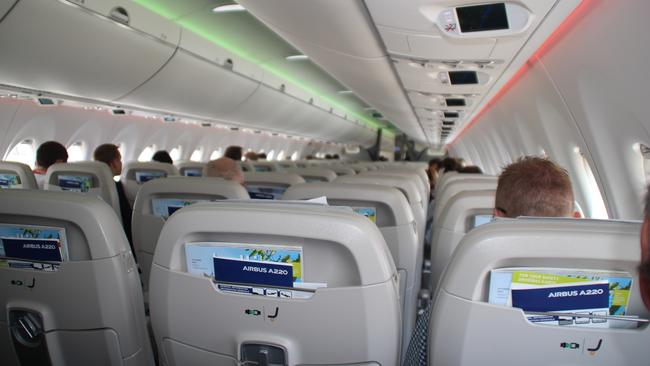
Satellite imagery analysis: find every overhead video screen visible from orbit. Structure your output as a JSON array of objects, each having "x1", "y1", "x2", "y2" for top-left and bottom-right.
[
  {"x1": 448, "y1": 71, "x2": 479, "y2": 85},
  {"x1": 135, "y1": 170, "x2": 167, "y2": 183},
  {"x1": 456, "y1": 3, "x2": 509, "y2": 33},
  {"x1": 58, "y1": 174, "x2": 92, "y2": 192},
  {"x1": 446, "y1": 98, "x2": 466, "y2": 107}
]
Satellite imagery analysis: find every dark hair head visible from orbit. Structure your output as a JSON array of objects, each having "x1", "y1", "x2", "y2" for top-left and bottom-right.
[
  {"x1": 152, "y1": 150, "x2": 173, "y2": 164},
  {"x1": 428, "y1": 158, "x2": 441, "y2": 168},
  {"x1": 36, "y1": 141, "x2": 68, "y2": 169},
  {"x1": 93, "y1": 144, "x2": 120, "y2": 165},
  {"x1": 495, "y1": 156, "x2": 574, "y2": 218},
  {"x1": 459, "y1": 165, "x2": 483, "y2": 174},
  {"x1": 224, "y1": 146, "x2": 243, "y2": 161},
  {"x1": 440, "y1": 157, "x2": 460, "y2": 172}
]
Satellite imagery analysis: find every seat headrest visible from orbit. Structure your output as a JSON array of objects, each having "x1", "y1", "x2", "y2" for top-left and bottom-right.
[
  {"x1": 243, "y1": 172, "x2": 305, "y2": 185},
  {"x1": 283, "y1": 182, "x2": 414, "y2": 226},
  {"x1": 0, "y1": 189, "x2": 129, "y2": 259},
  {"x1": 0, "y1": 161, "x2": 38, "y2": 189}
]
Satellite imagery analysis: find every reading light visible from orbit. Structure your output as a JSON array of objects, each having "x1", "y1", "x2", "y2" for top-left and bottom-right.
[
  {"x1": 337, "y1": 90, "x2": 353, "y2": 95},
  {"x1": 212, "y1": 4, "x2": 245, "y2": 13},
  {"x1": 286, "y1": 54, "x2": 309, "y2": 61}
]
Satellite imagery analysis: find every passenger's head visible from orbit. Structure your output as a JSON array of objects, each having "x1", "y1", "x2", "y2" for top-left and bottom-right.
[
  {"x1": 204, "y1": 157, "x2": 244, "y2": 185},
  {"x1": 244, "y1": 151, "x2": 258, "y2": 161},
  {"x1": 459, "y1": 165, "x2": 483, "y2": 174},
  {"x1": 152, "y1": 150, "x2": 173, "y2": 164},
  {"x1": 36, "y1": 141, "x2": 68, "y2": 170},
  {"x1": 224, "y1": 146, "x2": 243, "y2": 161},
  {"x1": 639, "y1": 188, "x2": 650, "y2": 310},
  {"x1": 257, "y1": 152, "x2": 267, "y2": 160},
  {"x1": 494, "y1": 156, "x2": 575, "y2": 218},
  {"x1": 325, "y1": 154, "x2": 333, "y2": 160},
  {"x1": 93, "y1": 143, "x2": 122, "y2": 176},
  {"x1": 439, "y1": 157, "x2": 460, "y2": 173}
]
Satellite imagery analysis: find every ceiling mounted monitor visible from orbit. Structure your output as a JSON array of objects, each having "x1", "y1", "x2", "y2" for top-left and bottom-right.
[
  {"x1": 448, "y1": 71, "x2": 478, "y2": 85},
  {"x1": 444, "y1": 112, "x2": 459, "y2": 119},
  {"x1": 442, "y1": 120, "x2": 455, "y2": 126},
  {"x1": 434, "y1": 2, "x2": 531, "y2": 38},
  {"x1": 445, "y1": 98, "x2": 466, "y2": 107},
  {"x1": 456, "y1": 3, "x2": 509, "y2": 33}
]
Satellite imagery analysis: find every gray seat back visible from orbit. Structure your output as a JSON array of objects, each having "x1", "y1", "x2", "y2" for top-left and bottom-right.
[
  {"x1": 44, "y1": 161, "x2": 120, "y2": 217},
  {"x1": 0, "y1": 161, "x2": 38, "y2": 189},
  {"x1": 283, "y1": 168, "x2": 337, "y2": 182},
  {"x1": 149, "y1": 201, "x2": 401, "y2": 365},
  {"x1": 0, "y1": 190, "x2": 153, "y2": 366},
  {"x1": 430, "y1": 189, "x2": 495, "y2": 292},
  {"x1": 430, "y1": 218, "x2": 649, "y2": 366},
  {"x1": 243, "y1": 172, "x2": 305, "y2": 200},
  {"x1": 175, "y1": 161, "x2": 206, "y2": 177},
  {"x1": 283, "y1": 182, "x2": 419, "y2": 357},
  {"x1": 122, "y1": 162, "x2": 179, "y2": 206},
  {"x1": 132, "y1": 176, "x2": 250, "y2": 293}
]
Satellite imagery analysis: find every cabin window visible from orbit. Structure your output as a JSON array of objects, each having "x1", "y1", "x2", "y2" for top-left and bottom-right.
[
  {"x1": 138, "y1": 145, "x2": 156, "y2": 162},
  {"x1": 67, "y1": 141, "x2": 86, "y2": 162},
  {"x1": 276, "y1": 150, "x2": 286, "y2": 161},
  {"x1": 291, "y1": 151, "x2": 299, "y2": 161},
  {"x1": 209, "y1": 148, "x2": 223, "y2": 160},
  {"x1": 574, "y1": 147, "x2": 608, "y2": 219},
  {"x1": 5, "y1": 139, "x2": 35, "y2": 168},
  {"x1": 266, "y1": 150, "x2": 276, "y2": 161},
  {"x1": 169, "y1": 146, "x2": 182, "y2": 162},
  {"x1": 190, "y1": 147, "x2": 204, "y2": 162},
  {"x1": 638, "y1": 144, "x2": 650, "y2": 184}
]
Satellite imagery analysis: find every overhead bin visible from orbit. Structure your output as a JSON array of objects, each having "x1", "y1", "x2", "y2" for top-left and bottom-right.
[
  {"x1": 116, "y1": 47, "x2": 260, "y2": 117},
  {"x1": 225, "y1": 83, "x2": 376, "y2": 146},
  {"x1": 0, "y1": 0, "x2": 178, "y2": 101},
  {"x1": 64, "y1": 0, "x2": 181, "y2": 45}
]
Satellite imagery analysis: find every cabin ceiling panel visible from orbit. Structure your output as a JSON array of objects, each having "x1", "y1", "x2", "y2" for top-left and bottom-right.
[{"x1": 0, "y1": 0, "x2": 178, "y2": 101}]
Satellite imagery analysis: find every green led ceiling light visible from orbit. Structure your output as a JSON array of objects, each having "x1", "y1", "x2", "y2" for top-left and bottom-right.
[{"x1": 133, "y1": 0, "x2": 395, "y2": 137}]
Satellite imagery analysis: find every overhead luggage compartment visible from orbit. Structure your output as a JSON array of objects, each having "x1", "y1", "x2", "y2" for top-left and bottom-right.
[
  {"x1": 0, "y1": 0, "x2": 179, "y2": 101},
  {"x1": 224, "y1": 82, "x2": 376, "y2": 146},
  {"x1": 116, "y1": 47, "x2": 260, "y2": 118}
]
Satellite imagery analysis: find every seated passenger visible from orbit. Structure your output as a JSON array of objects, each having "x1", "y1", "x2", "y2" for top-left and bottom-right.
[
  {"x1": 427, "y1": 158, "x2": 441, "y2": 198},
  {"x1": 257, "y1": 152, "x2": 267, "y2": 161},
  {"x1": 494, "y1": 156, "x2": 579, "y2": 218},
  {"x1": 224, "y1": 145, "x2": 243, "y2": 161},
  {"x1": 639, "y1": 188, "x2": 650, "y2": 310},
  {"x1": 244, "y1": 151, "x2": 258, "y2": 161},
  {"x1": 93, "y1": 143, "x2": 134, "y2": 251},
  {"x1": 33, "y1": 141, "x2": 68, "y2": 188},
  {"x1": 439, "y1": 157, "x2": 460, "y2": 173},
  {"x1": 204, "y1": 157, "x2": 244, "y2": 185},
  {"x1": 152, "y1": 150, "x2": 173, "y2": 164}
]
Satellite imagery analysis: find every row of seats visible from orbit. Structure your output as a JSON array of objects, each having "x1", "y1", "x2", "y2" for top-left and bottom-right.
[
  {"x1": 0, "y1": 159, "x2": 429, "y2": 362},
  {"x1": 3, "y1": 188, "x2": 648, "y2": 365}
]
